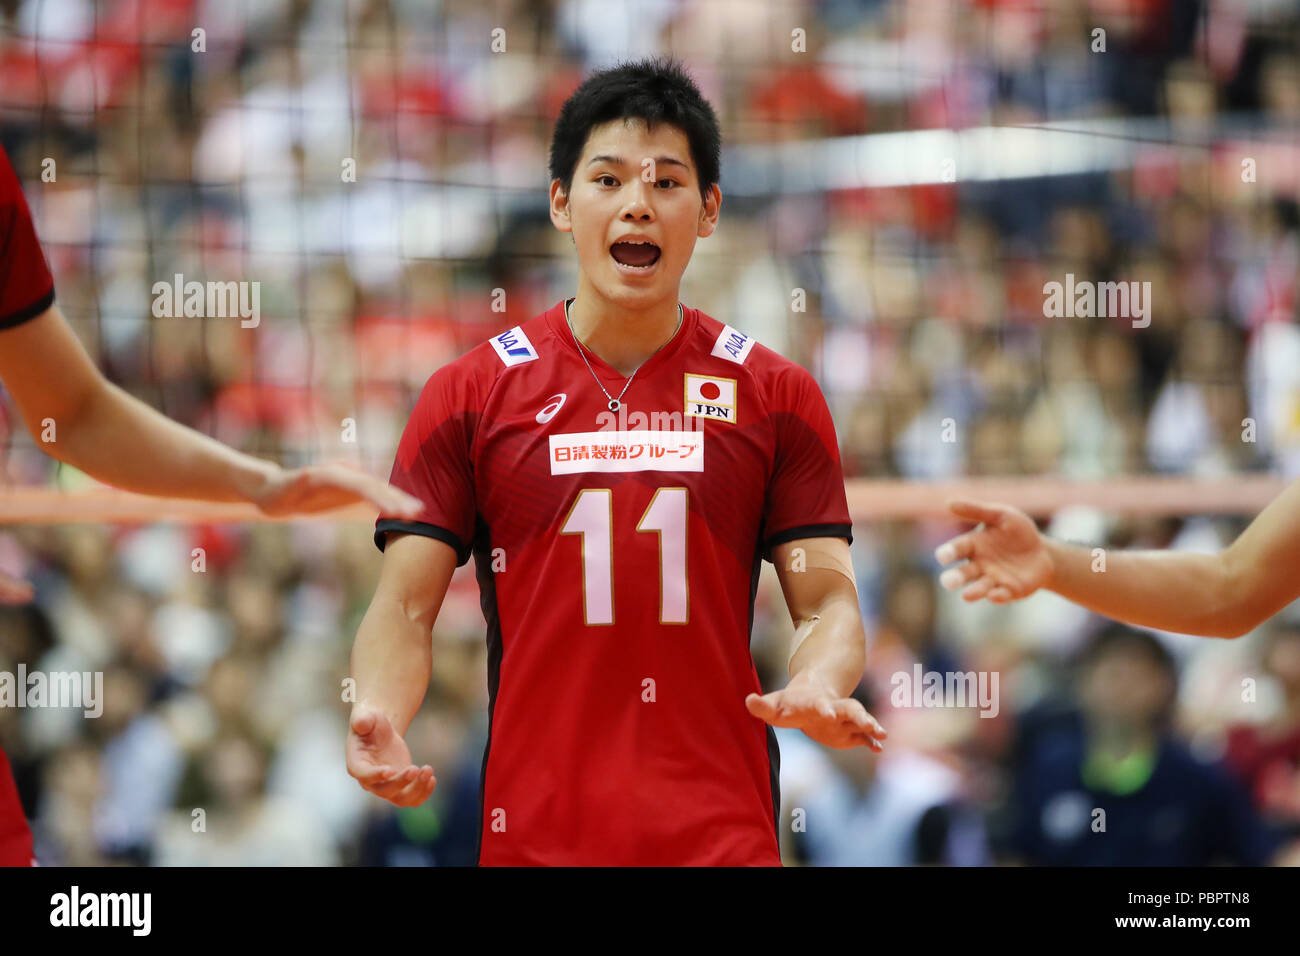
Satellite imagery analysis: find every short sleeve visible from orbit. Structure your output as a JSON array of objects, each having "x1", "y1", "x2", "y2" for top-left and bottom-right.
[
  {"x1": 0, "y1": 147, "x2": 56, "y2": 330},
  {"x1": 374, "y1": 364, "x2": 478, "y2": 565},
  {"x1": 761, "y1": 363, "x2": 853, "y2": 561}
]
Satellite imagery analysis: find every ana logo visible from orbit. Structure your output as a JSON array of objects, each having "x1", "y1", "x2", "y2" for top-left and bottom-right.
[
  {"x1": 684, "y1": 373, "x2": 737, "y2": 424},
  {"x1": 490, "y1": 325, "x2": 539, "y2": 367},
  {"x1": 710, "y1": 324, "x2": 756, "y2": 365},
  {"x1": 536, "y1": 393, "x2": 567, "y2": 424}
]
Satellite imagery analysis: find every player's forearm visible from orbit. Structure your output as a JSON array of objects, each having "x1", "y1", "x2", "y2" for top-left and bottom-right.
[
  {"x1": 787, "y1": 592, "x2": 867, "y2": 697},
  {"x1": 53, "y1": 377, "x2": 278, "y2": 503},
  {"x1": 3, "y1": 304, "x2": 278, "y2": 502},
  {"x1": 1043, "y1": 537, "x2": 1246, "y2": 638},
  {"x1": 349, "y1": 598, "x2": 433, "y2": 737}
]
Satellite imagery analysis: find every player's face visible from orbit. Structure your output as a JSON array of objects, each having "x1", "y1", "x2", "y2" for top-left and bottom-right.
[{"x1": 552, "y1": 117, "x2": 720, "y2": 310}]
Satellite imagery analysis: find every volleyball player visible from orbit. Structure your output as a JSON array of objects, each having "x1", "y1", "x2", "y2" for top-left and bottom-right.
[{"x1": 350, "y1": 57, "x2": 886, "y2": 865}]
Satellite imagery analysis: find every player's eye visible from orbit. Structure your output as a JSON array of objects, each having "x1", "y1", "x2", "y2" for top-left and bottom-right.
[
  {"x1": 657, "y1": 179, "x2": 678, "y2": 189},
  {"x1": 596, "y1": 175, "x2": 618, "y2": 187}
]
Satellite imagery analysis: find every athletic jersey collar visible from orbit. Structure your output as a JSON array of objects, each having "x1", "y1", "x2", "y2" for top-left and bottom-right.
[{"x1": 544, "y1": 297, "x2": 697, "y2": 383}]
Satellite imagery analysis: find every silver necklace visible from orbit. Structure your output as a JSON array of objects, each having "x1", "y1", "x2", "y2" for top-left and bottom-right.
[{"x1": 565, "y1": 298, "x2": 683, "y2": 412}]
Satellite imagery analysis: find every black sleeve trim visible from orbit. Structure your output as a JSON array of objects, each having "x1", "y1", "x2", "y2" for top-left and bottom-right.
[
  {"x1": 375, "y1": 519, "x2": 471, "y2": 566},
  {"x1": 0, "y1": 287, "x2": 55, "y2": 330},
  {"x1": 763, "y1": 522, "x2": 853, "y2": 563}
]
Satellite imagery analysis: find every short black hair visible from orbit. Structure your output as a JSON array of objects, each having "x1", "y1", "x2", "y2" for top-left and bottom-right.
[
  {"x1": 1075, "y1": 624, "x2": 1176, "y2": 681},
  {"x1": 548, "y1": 55, "x2": 721, "y2": 203},
  {"x1": 1073, "y1": 625, "x2": 1179, "y2": 727}
]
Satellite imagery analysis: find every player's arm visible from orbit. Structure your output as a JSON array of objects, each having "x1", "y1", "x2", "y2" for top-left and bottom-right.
[
  {"x1": 745, "y1": 536, "x2": 886, "y2": 751},
  {"x1": 935, "y1": 484, "x2": 1300, "y2": 639},
  {"x1": 0, "y1": 303, "x2": 421, "y2": 517},
  {"x1": 346, "y1": 531, "x2": 457, "y2": 806}
]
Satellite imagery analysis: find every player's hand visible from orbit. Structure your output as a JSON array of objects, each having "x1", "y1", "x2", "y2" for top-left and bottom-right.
[
  {"x1": 934, "y1": 498, "x2": 1053, "y2": 604},
  {"x1": 745, "y1": 669, "x2": 887, "y2": 751},
  {"x1": 253, "y1": 463, "x2": 423, "y2": 519},
  {"x1": 346, "y1": 707, "x2": 436, "y2": 807},
  {"x1": 0, "y1": 569, "x2": 34, "y2": 605}
]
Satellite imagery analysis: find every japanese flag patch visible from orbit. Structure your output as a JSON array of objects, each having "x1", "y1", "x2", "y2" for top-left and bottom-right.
[{"x1": 684, "y1": 373, "x2": 738, "y2": 424}]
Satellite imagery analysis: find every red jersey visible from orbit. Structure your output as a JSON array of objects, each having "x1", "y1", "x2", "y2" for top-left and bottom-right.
[
  {"x1": 0, "y1": 145, "x2": 55, "y2": 329},
  {"x1": 0, "y1": 746, "x2": 34, "y2": 866},
  {"x1": 375, "y1": 298, "x2": 853, "y2": 866},
  {"x1": 0, "y1": 143, "x2": 46, "y2": 864}
]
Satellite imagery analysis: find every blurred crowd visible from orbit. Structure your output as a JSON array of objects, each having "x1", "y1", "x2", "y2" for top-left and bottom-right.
[{"x1": 3, "y1": 0, "x2": 1300, "y2": 865}]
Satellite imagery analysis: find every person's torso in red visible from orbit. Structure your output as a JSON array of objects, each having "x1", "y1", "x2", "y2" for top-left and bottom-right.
[
  {"x1": 376, "y1": 298, "x2": 852, "y2": 865},
  {"x1": 0, "y1": 143, "x2": 56, "y2": 330}
]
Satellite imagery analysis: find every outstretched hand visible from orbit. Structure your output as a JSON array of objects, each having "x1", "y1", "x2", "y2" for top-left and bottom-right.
[
  {"x1": 934, "y1": 498, "x2": 1053, "y2": 604},
  {"x1": 346, "y1": 707, "x2": 436, "y2": 807},
  {"x1": 746, "y1": 669, "x2": 887, "y2": 751},
  {"x1": 254, "y1": 463, "x2": 423, "y2": 519}
]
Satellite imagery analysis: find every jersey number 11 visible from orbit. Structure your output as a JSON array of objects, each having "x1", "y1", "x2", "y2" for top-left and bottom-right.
[{"x1": 559, "y1": 487, "x2": 689, "y2": 626}]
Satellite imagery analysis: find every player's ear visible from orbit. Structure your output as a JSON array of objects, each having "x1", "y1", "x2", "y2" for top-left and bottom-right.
[
  {"x1": 549, "y1": 178, "x2": 573, "y2": 234},
  {"x1": 697, "y1": 183, "x2": 720, "y2": 239}
]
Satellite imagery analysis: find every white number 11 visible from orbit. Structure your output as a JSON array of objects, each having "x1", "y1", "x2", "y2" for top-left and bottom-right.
[{"x1": 559, "y1": 487, "x2": 689, "y2": 626}]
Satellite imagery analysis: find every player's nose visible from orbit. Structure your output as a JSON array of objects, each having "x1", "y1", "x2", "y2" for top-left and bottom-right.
[{"x1": 621, "y1": 183, "x2": 655, "y2": 218}]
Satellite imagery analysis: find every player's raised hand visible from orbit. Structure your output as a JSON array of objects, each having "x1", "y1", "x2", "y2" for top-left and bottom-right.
[
  {"x1": 934, "y1": 498, "x2": 1053, "y2": 604},
  {"x1": 346, "y1": 706, "x2": 436, "y2": 807},
  {"x1": 253, "y1": 462, "x2": 423, "y2": 519},
  {"x1": 746, "y1": 669, "x2": 887, "y2": 751},
  {"x1": 0, "y1": 569, "x2": 34, "y2": 605}
]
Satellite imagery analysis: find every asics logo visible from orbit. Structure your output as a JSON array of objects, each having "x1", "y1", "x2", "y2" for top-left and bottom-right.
[{"x1": 536, "y1": 393, "x2": 567, "y2": 424}]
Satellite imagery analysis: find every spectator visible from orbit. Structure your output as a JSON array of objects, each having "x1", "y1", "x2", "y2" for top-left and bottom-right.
[{"x1": 1006, "y1": 626, "x2": 1277, "y2": 865}]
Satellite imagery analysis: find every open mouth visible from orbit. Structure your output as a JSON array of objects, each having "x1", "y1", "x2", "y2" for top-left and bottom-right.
[{"x1": 610, "y1": 239, "x2": 662, "y2": 273}]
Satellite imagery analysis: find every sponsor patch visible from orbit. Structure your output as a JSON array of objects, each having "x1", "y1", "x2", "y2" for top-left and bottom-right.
[
  {"x1": 549, "y1": 430, "x2": 704, "y2": 474},
  {"x1": 490, "y1": 325, "x2": 538, "y2": 367},
  {"x1": 710, "y1": 324, "x2": 756, "y2": 365},
  {"x1": 684, "y1": 373, "x2": 737, "y2": 424}
]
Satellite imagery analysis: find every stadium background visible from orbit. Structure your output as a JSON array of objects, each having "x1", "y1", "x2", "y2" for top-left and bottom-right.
[{"x1": 2, "y1": 0, "x2": 1300, "y2": 865}]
